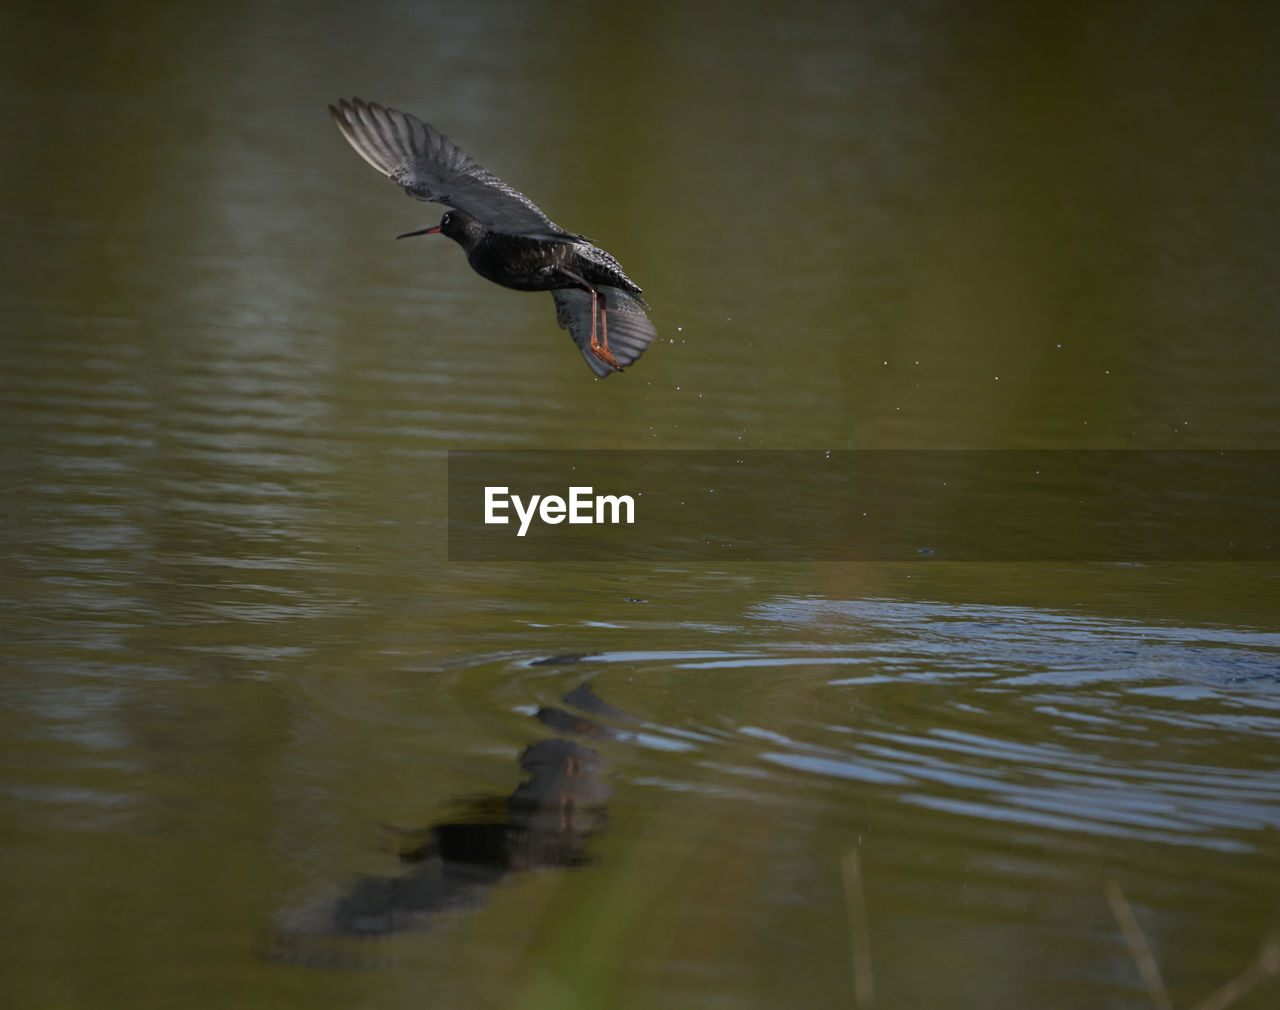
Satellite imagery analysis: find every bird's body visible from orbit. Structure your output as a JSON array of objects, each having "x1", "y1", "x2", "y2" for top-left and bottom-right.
[
  {"x1": 442, "y1": 212, "x2": 642, "y2": 297},
  {"x1": 329, "y1": 98, "x2": 656, "y2": 377}
]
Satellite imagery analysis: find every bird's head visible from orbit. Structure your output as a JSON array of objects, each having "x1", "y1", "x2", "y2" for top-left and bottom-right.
[{"x1": 397, "y1": 209, "x2": 483, "y2": 249}]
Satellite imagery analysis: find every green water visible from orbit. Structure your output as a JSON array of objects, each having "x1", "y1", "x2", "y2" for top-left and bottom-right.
[{"x1": 2, "y1": 2, "x2": 1278, "y2": 1008}]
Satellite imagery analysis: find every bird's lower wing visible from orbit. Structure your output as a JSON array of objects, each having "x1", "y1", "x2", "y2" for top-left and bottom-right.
[{"x1": 553, "y1": 287, "x2": 657, "y2": 377}]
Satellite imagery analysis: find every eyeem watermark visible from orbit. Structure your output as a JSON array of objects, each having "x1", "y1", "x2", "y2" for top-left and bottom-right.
[
  {"x1": 484, "y1": 485, "x2": 636, "y2": 537},
  {"x1": 450, "y1": 451, "x2": 1277, "y2": 560}
]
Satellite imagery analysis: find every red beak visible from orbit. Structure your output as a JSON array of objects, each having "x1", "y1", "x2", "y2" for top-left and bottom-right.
[{"x1": 396, "y1": 225, "x2": 442, "y2": 239}]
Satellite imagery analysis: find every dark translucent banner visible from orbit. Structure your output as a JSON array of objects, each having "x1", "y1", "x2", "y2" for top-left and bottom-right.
[{"x1": 447, "y1": 451, "x2": 1277, "y2": 561}]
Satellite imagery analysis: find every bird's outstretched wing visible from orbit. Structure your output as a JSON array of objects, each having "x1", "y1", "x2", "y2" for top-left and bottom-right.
[
  {"x1": 553, "y1": 287, "x2": 658, "y2": 377},
  {"x1": 330, "y1": 98, "x2": 561, "y2": 236}
]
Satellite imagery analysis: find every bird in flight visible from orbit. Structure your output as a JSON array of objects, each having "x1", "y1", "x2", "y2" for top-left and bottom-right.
[{"x1": 329, "y1": 98, "x2": 657, "y2": 377}]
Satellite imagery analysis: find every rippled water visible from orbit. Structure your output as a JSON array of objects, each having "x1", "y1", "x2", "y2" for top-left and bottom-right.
[{"x1": 3, "y1": 1, "x2": 1280, "y2": 1008}]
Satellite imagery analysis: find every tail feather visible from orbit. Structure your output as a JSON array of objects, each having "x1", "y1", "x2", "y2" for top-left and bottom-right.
[{"x1": 552, "y1": 287, "x2": 657, "y2": 377}]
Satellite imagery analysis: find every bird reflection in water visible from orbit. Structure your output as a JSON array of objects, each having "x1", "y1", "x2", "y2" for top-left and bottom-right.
[{"x1": 266, "y1": 682, "x2": 631, "y2": 964}]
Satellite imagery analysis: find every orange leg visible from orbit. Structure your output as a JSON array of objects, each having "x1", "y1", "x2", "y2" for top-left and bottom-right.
[
  {"x1": 590, "y1": 290, "x2": 621, "y2": 370},
  {"x1": 560, "y1": 268, "x2": 623, "y2": 370}
]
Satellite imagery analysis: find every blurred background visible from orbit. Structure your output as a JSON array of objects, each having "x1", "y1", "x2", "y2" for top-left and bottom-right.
[{"x1": 1, "y1": 1, "x2": 1278, "y2": 1007}]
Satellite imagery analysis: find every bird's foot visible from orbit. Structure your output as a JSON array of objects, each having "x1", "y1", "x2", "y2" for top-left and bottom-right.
[{"x1": 590, "y1": 340, "x2": 622, "y2": 370}]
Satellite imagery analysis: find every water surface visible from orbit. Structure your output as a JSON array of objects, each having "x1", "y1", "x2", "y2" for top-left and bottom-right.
[{"x1": 2, "y1": 2, "x2": 1279, "y2": 1008}]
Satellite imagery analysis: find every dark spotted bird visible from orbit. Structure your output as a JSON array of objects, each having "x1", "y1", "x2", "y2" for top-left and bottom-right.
[{"x1": 329, "y1": 98, "x2": 657, "y2": 377}]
